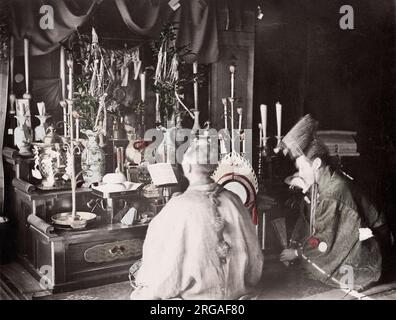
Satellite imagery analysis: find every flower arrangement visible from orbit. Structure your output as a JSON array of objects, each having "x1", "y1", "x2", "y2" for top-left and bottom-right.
[{"x1": 151, "y1": 22, "x2": 203, "y2": 124}]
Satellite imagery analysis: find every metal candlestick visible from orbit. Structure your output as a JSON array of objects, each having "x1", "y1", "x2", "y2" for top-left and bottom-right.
[{"x1": 51, "y1": 99, "x2": 96, "y2": 229}]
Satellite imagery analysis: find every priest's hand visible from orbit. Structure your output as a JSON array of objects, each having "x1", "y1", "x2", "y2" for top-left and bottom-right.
[{"x1": 280, "y1": 249, "x2": 298, "y2": 262}]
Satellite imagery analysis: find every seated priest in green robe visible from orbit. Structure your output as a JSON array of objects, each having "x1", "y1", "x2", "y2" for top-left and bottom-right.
[
  {"x1": 279, "y1": 115, "x2": 386, "y2": 291},
  {"x1": 130, "y1": 138, "x2": 263, "y2": 300}
]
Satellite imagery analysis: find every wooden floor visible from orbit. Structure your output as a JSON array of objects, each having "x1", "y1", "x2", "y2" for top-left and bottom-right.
[{"x1": 2, "y1": 257, "x2": 396, "y2": 300}]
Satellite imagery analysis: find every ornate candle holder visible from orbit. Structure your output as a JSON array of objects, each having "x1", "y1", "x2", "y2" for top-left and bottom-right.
[
  {"x1": 34, "y1": 114, "x2": 51, "y2": 142},
  {"x1": 51, "y1": 99, "x2": 97, "y2": 229}
]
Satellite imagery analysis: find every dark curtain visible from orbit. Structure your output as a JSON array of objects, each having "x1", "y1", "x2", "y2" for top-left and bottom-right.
[
  {"x1": 114, "y1": 0, "x2": 219, "y2": 63},
  {"x1": 31, "y1": 78, "x2": 62, "y2": 127},
  {"x1": 10, "y1": 0, "x2": 99, "y2": 56},
  {"x1": 10, "y1": 0, "x2": 219, "y2": 63}
]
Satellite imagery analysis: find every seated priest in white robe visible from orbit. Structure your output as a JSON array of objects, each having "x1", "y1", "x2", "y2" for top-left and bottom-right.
[{"x1": 130, "y1": 138, "x2": 263, "y2": 300}]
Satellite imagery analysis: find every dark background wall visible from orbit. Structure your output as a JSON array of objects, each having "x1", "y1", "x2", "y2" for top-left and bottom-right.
[{"x1": 253, "y1": 0, "x2": 396, "y2": 233}]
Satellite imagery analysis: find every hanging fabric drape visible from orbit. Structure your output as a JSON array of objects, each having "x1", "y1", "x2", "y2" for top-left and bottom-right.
[
  {"x1": 114, "y1": 0, "x2": 219, "y2": 64},
  {"x1": 10, "y1": 0, "x2": 100, "y2": 56},
  {"x1": 9, "y1": 0, "x2": 219, "y2": 63}
]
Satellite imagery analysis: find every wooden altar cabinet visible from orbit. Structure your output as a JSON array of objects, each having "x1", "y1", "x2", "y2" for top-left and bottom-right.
[{"x1": 2, "y1": 147, "x2": 152, "y2": 293}]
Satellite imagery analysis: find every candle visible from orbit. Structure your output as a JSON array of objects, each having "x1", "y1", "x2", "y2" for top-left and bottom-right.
[
  {"x1": 140, "y1": 71, "x2": 146, "y2": 102},
  {"x1": 276, "y1": 102, "x2": 282, "y2": 138},
  {"x1": 155, "y1": 93, "x2": 160, "y2": 123},
  {"x1": 68, "y1": 101, "x2": 74, "y2": 141},
  {"x1": 23, "y1": 38, "x2": 31, "y2": 99},
  {"x1": 260, "y1": 104, "x2": 267, "y2": 145},
  {"x1": 237, "y1": 108, "x2": 243, "y2": 132},
  {"x1": 75, "y1": 118, "x2": 80, "y2": 141},
  {"x1": 37, "y1": 102, "x2": 46, "y2": 116},
  {"x1": 229, "y1": 97, "x2": 235, "y2": 152},
  {"x1": 193, "y1": 62, "x2": 198, "y2": 110},
  {"x1": 9, "y1": 36, "x2": 16, "y2": 116},
  {"x1": 222, "y1": 98, "x2": 228, "y2": 130},
  {"x1": 10, "y1": 36, "x2": 14, "y2": 94},
  {"x1": 116, "y1": 147, "x2": 121, "y2": 172},
  {"x1": 258, "y1": 123, "x2": 263, "y2": 148},
  {"x1": 67, "y1": 57, "x2": 73, "y2": 100},
  {"x1": 229, "y1": 65, "x2": 235, "y2": 99},
  {"x1": 60, "y1": 46, "x2": 66, "y2": 100},
  {"x1": 120, "y1": 147, "x2": 125, "y2": 173},
  {"x1": 60, "y1": 101, "x2": 68, "y2": 137},
  {"x1": 262, "y1": 212, "x2": 266, "y2": 250},
  {"x1": 56, "y1": 152, "x2": 61, "y2": 168},
  {"x1": 220, "y1": 138, "x2": 227, "y2": 154}
]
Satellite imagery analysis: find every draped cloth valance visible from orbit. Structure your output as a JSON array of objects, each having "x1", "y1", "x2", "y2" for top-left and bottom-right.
[
  {"x1": 10, "y1": 0, "x2": 219, "y2": 63},
  {"x1": 10, "y1": 0, "x2": 99, "y2": 56}
]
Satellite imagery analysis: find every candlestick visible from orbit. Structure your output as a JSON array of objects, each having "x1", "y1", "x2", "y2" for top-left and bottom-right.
[
  {"x1": 260, "y1": 104, "x2": 267, "y2": 146},
  {"x1": 140, "y1": 71, "x2": 146, "y2": 102},
  {"x1": 276, "y1": 102, "x2": 282, "y2": 138},
  {"x1": 23, "y1": 38, "x2": 31, "y2": 99},
  {"x1": 193, "y1": 62, "x2": 199, "y2": 110},
  {"x1": 60, "y1": 46, "x2": 66, "y2": 100},
  {"x1": 229, "y1": 64, "x2": 235, "y2": 99},
  {"x1": 66, "y1": 99, "x2": 76, "y2": 219}
]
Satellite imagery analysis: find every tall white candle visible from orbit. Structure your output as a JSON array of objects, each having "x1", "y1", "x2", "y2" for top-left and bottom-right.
[
  {"x1": 75, "y1": 118, "x2": 80, "y2": 141},
  {"x1": 260, "y1": 104, "x2": 267, "y2": 145},
  {"x1": 258, "y1": 123, "x2": 263, "y2": 148},
  {"x1": 229, "y1": 65, "x2": 235, "y2": 99},
  {"x1": 67, "y1": 57, "x2": 73, "y2": 100},
  {"x1": 140, "y1": 71, "x2": 146, "y2": 102},
  {"x1": 9, "y1": 36, "x2": 16, "y2": 117},
  {"x1": 193, "y1": 62, "x2": 198, "y2": 110},
  {"x1": 60, "y1": 46, "x2": 66, "y2": 100},
  {"x1": 10, "y1": 36, "x2": 14, "y2": 94},
  {"x1": 276, "y1": 102, "x2": 282, "y2": 138},
  {"x1": 229, "y1": 97, "x2": 235, "y2": 152},
  {"x1": 23, "y1": 38, "x2": 31, "y2": 99},
  {"x1": 222, "y1": 98, "x2": 228, "y2": 130},
  {"x1": 37, "y1": 102, "x2": 46, "y2": 116},
  {"x1": 68, "y1": 101, "x2": 73, "y2": 141},
  {"x1": 237, "y1": 108, "x2": 243, "y2": 132}
]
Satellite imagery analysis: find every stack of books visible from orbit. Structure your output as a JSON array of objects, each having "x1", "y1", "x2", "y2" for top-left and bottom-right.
[{"x1": 316, "y1": 130, "x2": 359, "y2": 157}]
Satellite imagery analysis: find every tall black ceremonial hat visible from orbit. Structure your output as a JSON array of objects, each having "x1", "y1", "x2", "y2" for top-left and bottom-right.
[{"x1": 280, "y1": 114, "x2": 318, "y2": 159}]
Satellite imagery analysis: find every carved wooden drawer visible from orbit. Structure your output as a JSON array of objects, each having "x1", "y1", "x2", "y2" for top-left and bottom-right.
[{"x1": 84, "y1": 239, "x2": 144, "y2": 263}]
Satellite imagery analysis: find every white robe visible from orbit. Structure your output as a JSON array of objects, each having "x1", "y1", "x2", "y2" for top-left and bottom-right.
[{"x1": 131, "y1": 182, "x2": 263, "y2": 300}]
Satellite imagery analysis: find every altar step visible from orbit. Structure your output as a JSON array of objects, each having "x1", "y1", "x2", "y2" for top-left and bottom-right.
[{"x1": 0, "y1": 262, "x2": 51, "y2": 300}]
